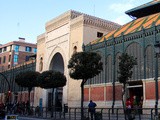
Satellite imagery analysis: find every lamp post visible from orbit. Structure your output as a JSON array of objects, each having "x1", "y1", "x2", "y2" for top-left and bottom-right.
[{"x1": 154, "y1": 41, "x2": 160, "y2": 116}]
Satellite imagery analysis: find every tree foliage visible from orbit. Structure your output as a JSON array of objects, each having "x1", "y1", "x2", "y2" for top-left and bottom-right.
[
  {"x1": 15, "y1": 70, "x2": 40, "y2": 106},
  {"x1": 38, "y1": 70, "x2": 67, "y2": 89},
  {"x1": 68, "y1": 51, "x2": 103, "y2": 119},
  {"x1": 117, "y1": 53, "x2": 137, "y2": 120},
  {"x1": 118, "y1": 53, "x2": 137, "y2": 84},
  {"x1": 68, "y1": 51, "x2": 103, "y2": 80},
  {"x1": 15, "y1": 71, "x2": 40, "y2": 90}
]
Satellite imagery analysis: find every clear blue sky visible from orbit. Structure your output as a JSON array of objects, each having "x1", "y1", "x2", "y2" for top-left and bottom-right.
[{"x1": 0, "y1": 0, "x2": 151, "y2": 44}]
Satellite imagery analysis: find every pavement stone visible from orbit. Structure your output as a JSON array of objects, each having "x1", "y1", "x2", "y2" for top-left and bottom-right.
[{"x1": 19, "y1": 117, "x2": 67, "y2": 120}]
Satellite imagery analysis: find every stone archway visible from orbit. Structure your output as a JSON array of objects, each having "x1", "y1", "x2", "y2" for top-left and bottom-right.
[
  {"x1": 48, "y1": 52, "x2": 65, "y2": 108},
  {"x1": 49, "y1": 52, "x2": 64, "y2": 73}
]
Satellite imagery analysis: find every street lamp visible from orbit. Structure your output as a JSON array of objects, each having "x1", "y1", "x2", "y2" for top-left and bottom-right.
[{"x1": 154, "y1": 41, "x2": 160, "y2": 116}]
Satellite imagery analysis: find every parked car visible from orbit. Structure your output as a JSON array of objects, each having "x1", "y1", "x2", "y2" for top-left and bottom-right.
[{"x1": 5, "y1": 115, "x2": 18, "y2": 120}]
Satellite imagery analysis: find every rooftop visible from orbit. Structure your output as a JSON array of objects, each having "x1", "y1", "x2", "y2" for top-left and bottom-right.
[
  {"x1": 125, "y1": 0, "x2": 160, "y2": 18},
  {"x1": 90, "y1": 12, "x2": 160, "y2": 45}
]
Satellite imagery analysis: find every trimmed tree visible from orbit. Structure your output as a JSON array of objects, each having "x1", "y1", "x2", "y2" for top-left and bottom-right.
[
  {"x1": 37, "y1": 70, "x2": 67, "y2": 117},
  {"x1": 68, "y1": 51, "x2": 103, "y2": 119},
  {"x1": 15, "y1": 71, "x2": 40, "y2": 106},
  {"x1": 117, "y1": 53, "x2": 137, "y2": 119}
]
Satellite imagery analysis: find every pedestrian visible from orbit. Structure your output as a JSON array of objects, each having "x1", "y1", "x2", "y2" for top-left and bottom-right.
[
  {"x1": 126, "y1": 97, "x2": 132, "y2": 120},
  {"x1": 132, "y1": 95, "x2": 137, "y2": 118},
  {"x1": 88, "y1": 100, "x2": 97, "y2": 120},
  {"x1": 138, "y1": 96, "x2": 143, "y2": 114},
  {"x1": 26, "y1": 101, "x2": 30, "y2": 115}
]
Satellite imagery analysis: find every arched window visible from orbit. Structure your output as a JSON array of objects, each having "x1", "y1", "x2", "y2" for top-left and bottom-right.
[
  {"x1": 39, "y1": 57, "x2": 43, "y2": 71},
  {"x1": 146, "y1": 45, "x2": 154, "y2": 78},
  {"x1": 126, "y1": 42, "x2": 143, "y2": 80},
  {"x1": 115, "y1": 53, "x2": 121, "y2": 82},
  {"x1": 106, "y1": 55, "x2": 112, "y2": 83},
  {"x1": 89, "y1": 52, "x2": 104, "y2": 84},
  {"x1": 73, "y1": 46, "x2": 77, "y2": 54}
]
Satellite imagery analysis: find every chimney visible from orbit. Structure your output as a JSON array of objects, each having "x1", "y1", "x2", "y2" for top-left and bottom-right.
[{"x1": 18, "y1": 37, "x2": 25, "y2": 42}]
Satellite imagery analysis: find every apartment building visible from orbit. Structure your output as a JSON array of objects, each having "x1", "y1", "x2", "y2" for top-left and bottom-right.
[{"x1": 0, "y1": 38, "x2": 37, "y2": 71}]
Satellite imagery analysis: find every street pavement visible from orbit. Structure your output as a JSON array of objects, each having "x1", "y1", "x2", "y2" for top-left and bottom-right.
[{"x1": 19, "y1": 117, "x2": 66, "y2": 120}]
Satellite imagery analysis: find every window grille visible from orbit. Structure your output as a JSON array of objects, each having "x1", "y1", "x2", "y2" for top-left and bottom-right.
[
  {"x1": 126, "y1": 42, "x2": 143, "y2": 81},
  {"x1": 146, "y1": 45, "x2": 154, "y2": 78}
]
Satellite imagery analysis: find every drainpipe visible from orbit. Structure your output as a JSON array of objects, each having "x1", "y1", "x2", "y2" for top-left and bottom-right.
[{"x1": 112, "y1": 36, "x2": 115, "y2": 114}]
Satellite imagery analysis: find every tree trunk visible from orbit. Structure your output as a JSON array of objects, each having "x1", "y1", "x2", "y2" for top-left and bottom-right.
[
  {"x1": 51, "y1": 88, "x2": 54, "y2": 118},
  {"x1": 28, "y1": 88, "x2": 31, "y2": 107},
  {"x1": 122, "y1": 83, "x2": 127, "y2": 120},
  {"x1": 80, "y1": 79, "x2": 86, "y2": 120},
  {"x1": 20, "y1": 87, "x2": 23, "y2": 102}
]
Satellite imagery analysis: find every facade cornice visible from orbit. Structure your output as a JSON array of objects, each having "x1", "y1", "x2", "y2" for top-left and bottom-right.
[
  {"x1": 45, "y1": 10, "x2": 121, "y2": 33},
  {"x1": 70, "y1": 14, "x2": 121, "y2": 31},
  {"x1": 70, "y1": 15, "x2": 84, "y2": 29},
  {"x1": 37, "y1": 33, "x2": 45, "y2": 45},
  {"x1": 45, "y1": 10, "x2": 82, "y2": 32},
  {"x1": 0, "y1": 41, "x2": 36, "y2": 48},
  {"x1": 82, "y1": 14, "x2": 121, "y2": 31}
]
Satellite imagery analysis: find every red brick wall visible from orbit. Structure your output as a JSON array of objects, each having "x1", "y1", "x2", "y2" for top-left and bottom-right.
[
  {"x1": 18, "y1": 51, "x2": 34, "y2": 64},
  {"x1": 115, "y1": 85, "x2": 122, "y2": 100},
  {"x1": 18, "y1": 92, "x2": 34, "y2": 103},
  {"x1": 145, "y1": 82, "x2": 155, "y2": 99},
  {"x1": 145, "y1": 81, "x2": 160, "y2": 100},
  {"x1": 22, "y1": 93, "x2": 25, "y2": 102},
  {"x1": 0, "y1": 51, "x2": 10, "y2": 70},
  {"x1": 106, "y1": 86, "x2": 113, "y2": 101},
  {"x1": 90, "y1": 87, "x2": 104, "y2": 101},
  {"x1": 25, "y1": 93, "x2": 28, "y2": 102},
  {"x1": 84, "y1": 88, "x2": 89, "y2": 101}
]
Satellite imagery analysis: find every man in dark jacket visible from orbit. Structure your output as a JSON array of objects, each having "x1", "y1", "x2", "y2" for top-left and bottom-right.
[{"x1": 88, "y1": 100, "x2": 97, "y2": 120}]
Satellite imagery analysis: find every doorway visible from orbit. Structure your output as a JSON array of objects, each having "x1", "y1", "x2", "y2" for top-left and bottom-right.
[
  {"x1": 48, "y1": 52, "x2": 64, "y2": 108},
  {"x1": 127, "y1": 81, "x2": 143, "y2": 106}
]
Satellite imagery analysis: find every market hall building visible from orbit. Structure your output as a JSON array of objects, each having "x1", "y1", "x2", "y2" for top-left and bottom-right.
[
  {"x1": 0, "y1": 0, "x2": 160, "y2": 110},
  {"x1": 34, "y1": 10, "x2": 120, "y2": 108},
  {"x1": 83, "y1": 0, "x2": 160, "y2": 108}
]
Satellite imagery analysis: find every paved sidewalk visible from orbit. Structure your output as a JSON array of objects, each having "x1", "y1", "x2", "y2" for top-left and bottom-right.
[{"x1": 19, "y1": 116, "x2": 67, "y2": 120}]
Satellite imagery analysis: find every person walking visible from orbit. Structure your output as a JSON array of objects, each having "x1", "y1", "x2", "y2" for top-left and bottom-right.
[
  {"x1": 88, "y1": 100, "x2": 97, "y2": 120},
  {"x1": 126, "y1": 97, "x2": 132, "y2": 120}
]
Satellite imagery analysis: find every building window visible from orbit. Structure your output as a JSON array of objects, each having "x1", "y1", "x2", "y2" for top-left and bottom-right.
[
  {"x1": 14, "y1": 54, "x2": 18, "y2": 63},
  {"x1": 34, "y1": 48, "x2": 37, "y2": 53},
  {"x1": 25, "y1": 56, "x2": 29, "y2": 61},
  {"x1": 14, "y1": 45, "x2": 19, "y2": 52},
  {"x1": 8, "y1": 55, "x2": 11, "y2": 62},
  {"x1": 97, "y1": 32, "x2": 103, "y2": 38},
  {"x1": 8, "y1": 65, "x2": 10, "y2": 69},
  {"x1": 0, "y1": 48, "x2": 2, "y2": 53},
  {"x1": 3, "y1": 47, "x2": 6, "y2": 52},
  {"x1": 25, "y1": 46, "x2": 32, "y2": 52},
  {"x1": 126, "y1": 42, "x2": 143, "y2": 80},
  {"x1": 73, "y1": 46, "x2": 77, "y2": 54},
  {"x1": 3, "y1": 56, "x2": 6, "y2": 63},
  {"x1": 0, "y1": 57, "x2": 1, "y2": 64},
  {"x1": 39, "y1": 57, "x2": 43, "y2": 71}
]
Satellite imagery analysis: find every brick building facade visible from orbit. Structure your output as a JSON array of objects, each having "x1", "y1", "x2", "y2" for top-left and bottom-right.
[{"x1": 0, "y1": 38, "x2": 37, "y2": 72}]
